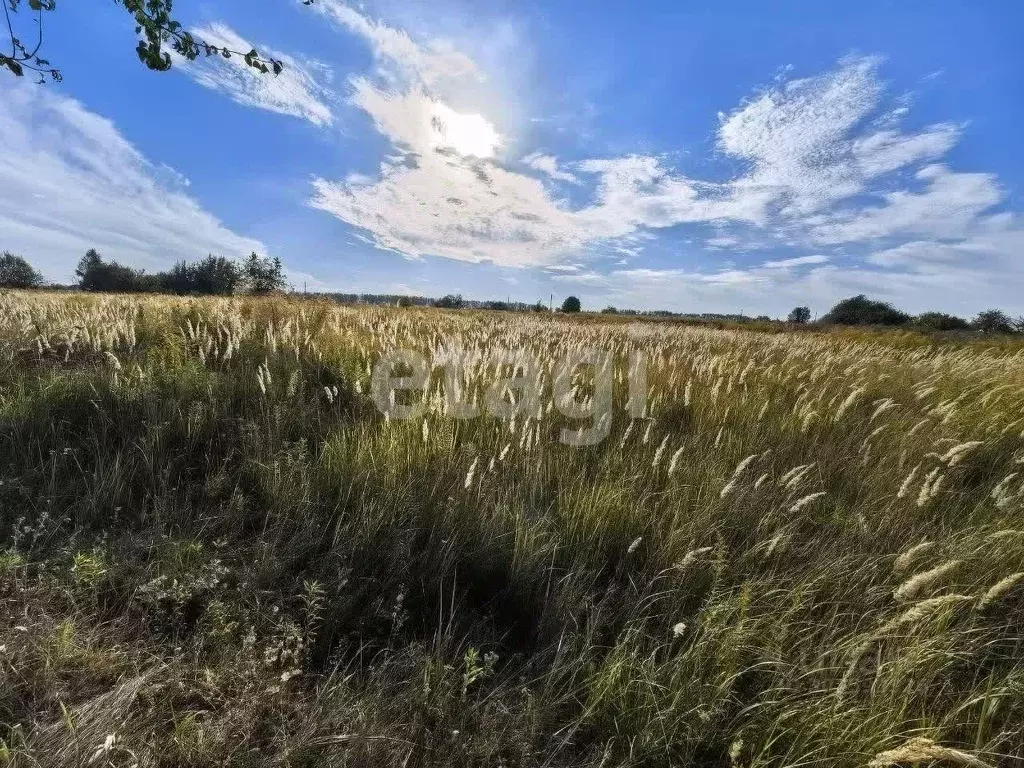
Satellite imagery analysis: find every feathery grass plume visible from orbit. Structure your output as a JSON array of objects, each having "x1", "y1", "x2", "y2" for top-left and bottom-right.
[
  {"x1": 642, "y1": 419, "x2": 654, "y2": 444},
  {"x1": 916, "y1": 467, "x2": 944, "y2": 507},
  {"x1": 896, "y1": 463, "x2": 921, "y2": 499},
  {"x1": 677, "y1": 546, "x2": 713, "y2": 570},
  {"x1": 762, "y1": 531, "x2": 788, "y2": 559},
  {"x1": 887, "y1": 593, "x2": 975, "y2": 628},
  {"x1": 906, "y1": 418, "x2": 931, "y2": 438},
  {"x1": 721, "y1": 453, "x2": 759, "y2": 498},
  {"x1": 979, "y1": 572, "x2": 1024, "y2": 609},
  {"x1": 940, "y1": 440, "x2": 984, "y2": 467},
  {"x1": 672, "y1": 621, "x2": 686, "y2": 637},
  {"x1": 627, "y1": 536, "x2": 643, "y2": 555},
  {"x1": 422, "y1": 419, "x2": 430, "y2": 443},
  {"x1": 618, "y1": 419, "x2": 635, "y2": 449},
  {"x1": 498, "y1": 442, "x2": 511, "y2": 462},
  {"x1": 753, "y1": 472, "x2": 770, "y2": 490},
  {"x1": 833, "y1": 386, "x2": 865, "y2": 422},
  {"x1": 788, "y1": 491, "x2": 826, "y2": 514},
  {"x1": 463, "y1": 457, "x2": 479, "y2": 489},
  {"x1": 652, "y1": 434, "x2": 670, "y2": 469},
  {"x1": 894, "y1": 540, "x2": 934, "y2": 572},
  {"x1": 870, "y1": 398, "x2": 897, "y2": 422},
  {"x1": 867, "y1": 736, "x2": 992, "y2": 768},
  {"x1": 781, "y1": 463, "x2": 816, "y2": 490},
  {"x1": 894, "y1": 560, "x2": 961, "y2": 602},
  {"x1": 986, "y1": 528, "x2": 1023, "y2": 542},
  {"x1": 800, "y1": 410, "x2": 819, "y2": 433},
  {"x1": 667, "y1": 445, "x2": 685, "y2": 476}
]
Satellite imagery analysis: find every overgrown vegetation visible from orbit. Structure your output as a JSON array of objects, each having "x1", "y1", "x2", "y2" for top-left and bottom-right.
[
  {"x1": 67, "y1": 249, "x2": 286, "y2": 296},
  {"x1": 1, "y1": 291, "x2": 1023, "y2": 766}
]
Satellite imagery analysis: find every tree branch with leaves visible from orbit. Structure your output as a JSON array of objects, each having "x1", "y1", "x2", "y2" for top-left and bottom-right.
[{"x1": 2, "y1": 0, "x2": 294, "y2": 83}]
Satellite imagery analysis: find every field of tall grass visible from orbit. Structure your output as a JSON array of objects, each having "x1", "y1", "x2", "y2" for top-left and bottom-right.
[{"x1": 1, "y1": 291, "x2": 1023, "y2": 767}]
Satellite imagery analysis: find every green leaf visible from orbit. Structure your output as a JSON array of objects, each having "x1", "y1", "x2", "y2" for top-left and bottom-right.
[{"x1": 3, "y1": 58, "x2": 25, "y2": 77}]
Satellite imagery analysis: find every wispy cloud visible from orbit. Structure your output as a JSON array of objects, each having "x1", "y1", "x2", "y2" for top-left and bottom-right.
[
  {"x1": 176, "y1": 22, "x2": 335, "y2": 126},
  {"x1": 306, "y1": 0, "x2": 478, "y2": 87},
  {"x1": 522, "y1": 153, "x2": 580, "y2": 184},
  {"x1": 295, "y1": 7, "x2": 1023, "y2": 312},
  {"x1": 0, "y1": 80, "x2": 266, "y2": 281}
]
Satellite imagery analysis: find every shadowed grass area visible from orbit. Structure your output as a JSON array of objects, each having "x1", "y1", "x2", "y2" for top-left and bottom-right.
[{"x1": 1, "y1": 291, "x2": 1023, "y2": 767}]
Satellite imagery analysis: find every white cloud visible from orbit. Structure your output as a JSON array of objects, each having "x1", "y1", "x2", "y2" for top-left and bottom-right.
[
  {"x1": 716, "y1": 56, "x2": 965, "y2": 222},
  {"x1": 522, "y1": 153, "x2": 580, "y2": 184},
  {"x1": 0, "y1": 80, "x2": 266, "y2": 282},
  {"x1": 176, "y1": 22, "x2": 334, "y2": 126},
  {"x1": 851, "y1": 124, "x2": 959, "y2": 178},
  {"x1": 306, "y1": 0, "x2": 478, "y2": 87},
  {"x1": 299, "y1": 7, "x2": 1023, "y2": 313},
  {"x1": 761, "y1": 254, "x2": 830, "y2": 268},
  {"x1": 812, "y1": 164, "x2": 1002, "y2": 243},
  {"x1": 309, "y1": 150, "x2": 586, "y2": 266}
]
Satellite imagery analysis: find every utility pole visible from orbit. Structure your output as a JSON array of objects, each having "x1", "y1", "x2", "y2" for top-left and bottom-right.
[{"x1": 550, "y1": 293, "x2": 553, "y2": 313}]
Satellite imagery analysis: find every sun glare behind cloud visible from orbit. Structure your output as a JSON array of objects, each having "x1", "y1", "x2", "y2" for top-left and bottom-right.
[{"x1": 429, "y1": 102, "x2": 501, "y2": 158}]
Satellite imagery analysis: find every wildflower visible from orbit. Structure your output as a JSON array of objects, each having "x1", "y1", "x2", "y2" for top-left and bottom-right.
[{"x1": 672, "y1": 622, "x2": 686, "y2": 637}]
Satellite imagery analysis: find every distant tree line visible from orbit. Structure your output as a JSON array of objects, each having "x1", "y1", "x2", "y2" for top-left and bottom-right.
[
  {"x1": 0, "y1": 250, "x2": 287, "y2": 295},
  {"x1": 790, "y1": 295, "x2": 1023, "y2": 334}
]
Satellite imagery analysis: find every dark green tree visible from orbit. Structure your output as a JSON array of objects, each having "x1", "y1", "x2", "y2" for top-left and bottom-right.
[
  {"x1": 560, "y1": 296, "x2": 581, "y2": 313},
  {"x1": 75, "y1": 249, "x2": 160, "y2": 293},
  {"x1": 163, "y1": 255, "x2": 242, "y2": 295},
  {"x1": 243, "y1": 252, "x2": 286, "y2": 295},
  {"x1": 2, "y1": 0, "x2": 286, "y2": 83},
  {"x1": 820, "y1": 295, "x2": 910, "y2": 326},
  {"x1": 914, "y1": 311, "x2": 970, "y2": 332},
  {"x1": 433, "y1": 294, "x2": 465, "y2": 309},
  {"x1": 787, "y1": 306, "x2": 811, "y2": 324},
  {"x1": 973, "y1": 309, "x2": 1015, "y2": 335},
  {"x1": 0, "y1": 251, "x2": 43, "y2": 288}
]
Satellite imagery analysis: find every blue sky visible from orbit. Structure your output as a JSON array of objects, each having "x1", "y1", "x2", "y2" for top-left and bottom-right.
[{"x1": 2, "y1": 0, "x2": 1022, "y2": 316}]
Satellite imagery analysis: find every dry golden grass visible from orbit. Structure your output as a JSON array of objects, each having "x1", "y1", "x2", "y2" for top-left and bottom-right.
[{"x1": 1, "y1": 290, "x2": 1023, "y2": 767}]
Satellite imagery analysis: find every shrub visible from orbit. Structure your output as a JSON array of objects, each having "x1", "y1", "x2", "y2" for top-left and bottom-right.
[
  {"x1": 434, "y1": 294, "x2": 465, "y2": 309},
  {"x1": 560, "y1": 296, "x2": 582, "y2": 313},
  {"x1": 0, "y1": 251, "x2": 43, "y2": 288},
  {"x1": 973, "y1": 309, "x2": 1016, "y2": 334},
  {"x1": 163, "y1": 255, "x2": 243, "y2": 295},
  {"x1": 821, "y1": 295, "x2": 910, "y2": 326},
  {"x1": 915, "y1": 311, "x2": 970, "y2": 332},
  {"x1": 788, "y1": 306, "x2": 811, "y2": 324},
  {"x1": 75, "y1": 249, "x2": 159, "y2": 293},
  {"x1": 243, "y1": 252, "x2": 287, "y2": 295}
]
